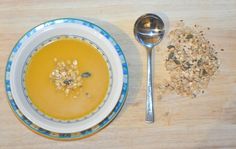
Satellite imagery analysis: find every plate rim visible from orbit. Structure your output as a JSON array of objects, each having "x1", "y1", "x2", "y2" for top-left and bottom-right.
[
  {"x1": 10, "y1": 22, "x2": 124, "y2": 133},
  {"x1": 5, "y1": 18, "x2": 129, "y2": 140}
]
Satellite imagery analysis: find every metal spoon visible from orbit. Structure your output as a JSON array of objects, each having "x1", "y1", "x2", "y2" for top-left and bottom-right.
[{"x1": 134, "y1": 13, "x2": 165, "y2": 123}]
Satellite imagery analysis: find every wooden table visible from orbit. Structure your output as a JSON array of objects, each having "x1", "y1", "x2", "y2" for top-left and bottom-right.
[{"x1": 1, "y1": 0, "x2": 236, "y2": 148}]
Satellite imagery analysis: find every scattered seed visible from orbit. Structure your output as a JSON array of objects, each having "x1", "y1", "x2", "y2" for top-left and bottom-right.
[
  {"x1": 81, "y1": 72, "x2": 91, "y2": 78},
  {"x1": 186, "y1": 34, "x2": 193, "y2": 39},
  {"x1": 73, "y1": 60, "x2": 78, "y2": 65},
  {"x1": 174, "y1": 59, "x2": 180, "y2": 65},
  {"x1": 167, "y1": 45, "x2": 175, "y2": 49},
  {"x1": 168, "y1": 52, "x2": 175, "y2": 60},
  {"x1": 63, "y1": 79, "x2": 73, "y2": 85}
]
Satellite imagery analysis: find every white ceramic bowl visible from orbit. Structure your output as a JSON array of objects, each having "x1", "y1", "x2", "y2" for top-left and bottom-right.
[{"x1": 7, "y1": 18, "x2": 125, "y2": 134}]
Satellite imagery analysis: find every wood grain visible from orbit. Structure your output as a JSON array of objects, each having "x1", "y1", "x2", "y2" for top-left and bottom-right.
[{"x1": 1, "y1": 0, "x2": 236, "y2": 148}]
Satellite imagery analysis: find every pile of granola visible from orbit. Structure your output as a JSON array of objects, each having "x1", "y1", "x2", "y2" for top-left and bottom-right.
[{"x1": 158, "y1": 21, "x2": 221, "y2": 98}]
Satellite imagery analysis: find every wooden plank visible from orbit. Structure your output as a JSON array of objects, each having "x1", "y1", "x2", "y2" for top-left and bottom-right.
[{"x1": 0, "y1": 0, "x2": 236, "y2": 148}]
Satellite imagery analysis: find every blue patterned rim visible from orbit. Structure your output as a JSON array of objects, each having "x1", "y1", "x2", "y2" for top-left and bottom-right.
[{"x1": 5, "y1": 18, "x2": 129, "y2": 140}]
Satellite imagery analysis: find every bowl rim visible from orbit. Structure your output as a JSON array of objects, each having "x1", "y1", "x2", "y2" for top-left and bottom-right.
[
  {"x1": 21, "y1": 35, "x2": 114, "y2": 123},
  {"x1": 5, "y1": 18, "x2": 129, "y2": 140}
]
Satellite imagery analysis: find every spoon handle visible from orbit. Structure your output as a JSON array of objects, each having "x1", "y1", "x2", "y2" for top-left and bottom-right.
[{"x1": 146, "y1": 48, "x2": 154, "y2": 123}]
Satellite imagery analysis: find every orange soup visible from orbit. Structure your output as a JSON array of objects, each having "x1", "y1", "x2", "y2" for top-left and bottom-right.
[{"x1": 24, "y1": 37, "x2": 110, "y2": 121}]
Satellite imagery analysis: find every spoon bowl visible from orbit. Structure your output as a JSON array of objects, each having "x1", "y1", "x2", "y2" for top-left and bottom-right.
[{"x1": 134, "y1": 14, "x2": 165, "y2": 48}]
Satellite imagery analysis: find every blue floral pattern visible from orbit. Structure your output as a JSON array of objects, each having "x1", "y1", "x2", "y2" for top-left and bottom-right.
[{"x1": 5, "y1": 18, "x2": 128, "y2": 140}]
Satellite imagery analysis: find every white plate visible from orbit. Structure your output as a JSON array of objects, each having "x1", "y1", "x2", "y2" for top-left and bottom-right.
[{"x1": 5, "y1": 18, "x2": 128, "y2": 135}]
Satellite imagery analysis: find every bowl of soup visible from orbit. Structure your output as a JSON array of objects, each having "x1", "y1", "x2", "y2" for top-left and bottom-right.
[{"x1": 6, "y1": 18, "x2": 128, "y2": 137}]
